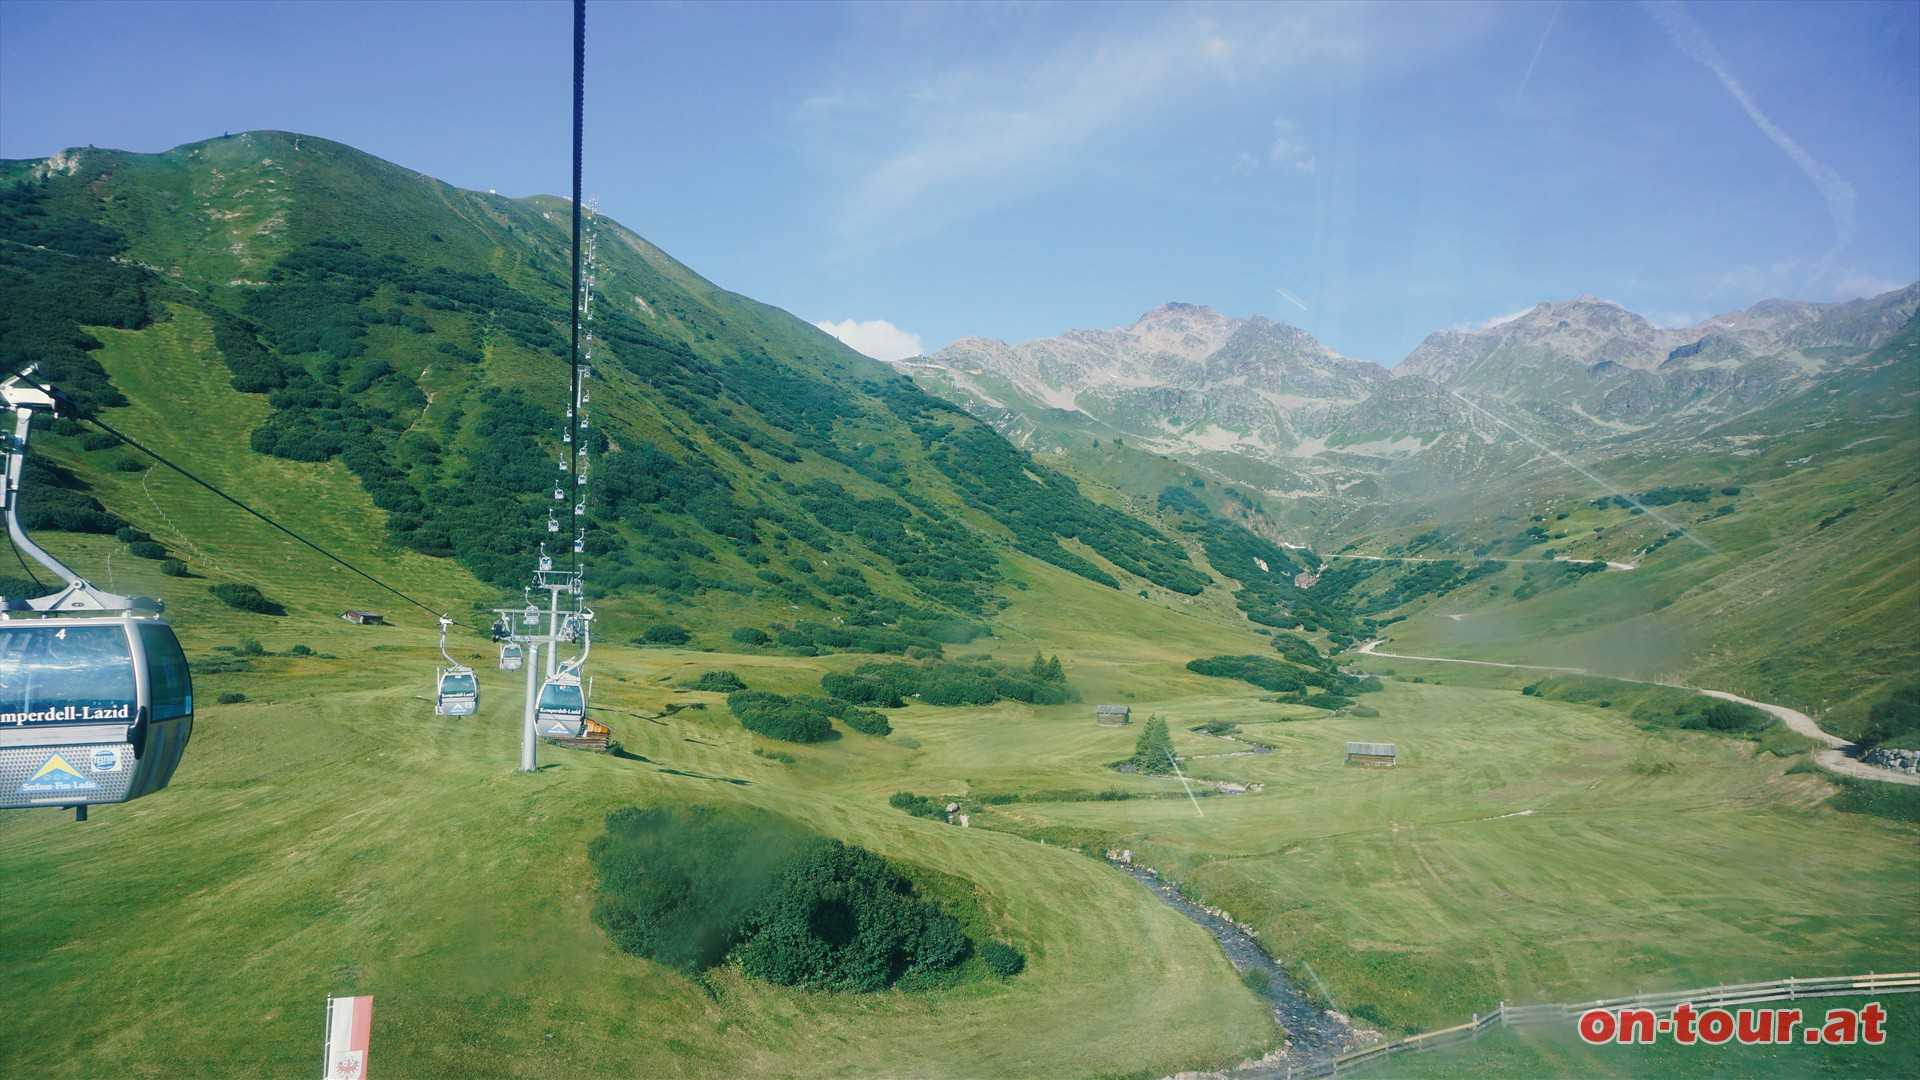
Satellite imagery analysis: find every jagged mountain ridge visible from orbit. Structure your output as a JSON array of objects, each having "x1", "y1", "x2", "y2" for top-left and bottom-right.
[{"x1": 902, "y1": 287, "x2": 1920, "y2": 478}]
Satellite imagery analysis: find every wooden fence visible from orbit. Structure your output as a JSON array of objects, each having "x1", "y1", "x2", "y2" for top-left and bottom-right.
[{"x1": 1255, "y1": 971, "x2": 1920, "y2": 1079}]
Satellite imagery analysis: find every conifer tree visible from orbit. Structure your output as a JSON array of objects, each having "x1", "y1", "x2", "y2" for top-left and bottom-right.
[
  {"x1": 1130, "y1": 714, "x2": 1175, "y2": 774},
  {"x1": 1043, "y1": 655, "x2": 1064, "y2": 683}
]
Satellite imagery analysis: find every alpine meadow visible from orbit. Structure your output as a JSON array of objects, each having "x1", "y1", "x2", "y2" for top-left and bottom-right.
[{"x1": 1, "y1": 14, "x2": 1918, "y2": 1078}]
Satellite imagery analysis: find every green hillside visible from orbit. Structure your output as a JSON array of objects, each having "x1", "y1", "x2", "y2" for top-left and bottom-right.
[{"x1": 1, "y1": 132, "x2": 1228, "y2": 646}]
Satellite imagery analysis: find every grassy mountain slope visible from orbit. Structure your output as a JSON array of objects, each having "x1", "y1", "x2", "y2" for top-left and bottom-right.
[{"x1": 2, "y1": 132, "x2": 1222, "y2": 647}]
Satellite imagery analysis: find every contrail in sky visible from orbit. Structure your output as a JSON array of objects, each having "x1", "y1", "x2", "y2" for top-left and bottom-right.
[
  {"x1": 1274, "y1": 286, "x2": 1308, "y2": 312},
  {"x1": 1642, "y1": 0, "x2": 1856, "y2": 282},
  {"x1": 1514, "y1": 1, "x2": 1563, "y2": 105}
]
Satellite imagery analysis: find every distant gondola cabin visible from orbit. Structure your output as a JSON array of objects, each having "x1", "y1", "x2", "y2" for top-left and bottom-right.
[
  {"x1": 1096, "y1": 704, "x2": 1131, "y2": 727},
  {"x1": 1346, "y1": 742, "x2": 1397, "y2": 767},
  {"x1": 340, "y1": 610, "x2": 386, "y2": 625}
]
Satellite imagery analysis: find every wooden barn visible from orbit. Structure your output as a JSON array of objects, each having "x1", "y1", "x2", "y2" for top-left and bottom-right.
[
  {"x1": 1346, "y1": 741, "x2": 1397, "y2": 767},
  {"x1": 340, "y1": 610, "x2": 386, "y2": 625},
  {"x1": 1096, "y1": 704, "x2": 1131, "y2": 727}
]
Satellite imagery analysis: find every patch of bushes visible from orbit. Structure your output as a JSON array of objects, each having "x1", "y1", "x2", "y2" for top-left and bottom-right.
[
  {"x1": 727, "y1": 690, "x2": 834, "y2": 743},
  {"x1": 216, "y1": 692, "x2": 248, "y2": 705},
  {"x1": 208, "y1": 582, "x2": 284, "y2": 615},
  {"x1": 683, "y1": 670, "x2": 747, "y2": 692},
  {"x1": 889, "y1": 791, "x2": 946, "y2": 819},
  {"x1": 640, "y1": 623, "x2": 691, "y2": 646},
  {"x1": 979, "y1": 940, "x2": 1026, "y2": 977},
  {"x1": 820, "y1": 671, "x2": 907, "y2": 708},
  {"x1": 589, "y1": 805, "x2": 985, "y2": 990},
  {"x1": 1859, "y1": 682, "x2": 1920, "y2": 750},
  {"x1": 127, "y1": 541, "x2": 168, "y2": 560},
  {"x1": 1187, "y1": 655, "x2": 1304, "y2": 693},
  {"x1": 159, "y1": 558, "x2": 189, "y2": 577},
  {"x1": 730, "y1": 626, "x2": 771, "y2": 646},
  {"x1": 846, "y1": 657, "x2": 1077, "y2": 707},
  {"x1": 839, "y1": 706, "x2": 891, "y2": 737}
]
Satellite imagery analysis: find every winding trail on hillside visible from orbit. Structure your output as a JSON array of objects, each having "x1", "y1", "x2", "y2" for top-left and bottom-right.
[
  {"x1": 1322, "y1": 552, "x2": 1638, "y2": 571},
  {"x1": 1357, "y1": 641, "x2": 1920, "y2": 787}
]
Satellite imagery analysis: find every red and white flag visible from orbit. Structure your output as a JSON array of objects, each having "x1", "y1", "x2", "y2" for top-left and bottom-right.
[{"x1": 323, "y1": 995, "x2": 374, "y2": 1080}]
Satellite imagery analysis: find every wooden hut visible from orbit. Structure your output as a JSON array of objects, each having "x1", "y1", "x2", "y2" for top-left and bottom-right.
[
  {"x1": 340, "y1": 610, "x2": 387, "y2": 625},
  {"x1": 1346, "y1": 741, "x2": 1397, "y2": 767},
  {"x1": 1096, "y1": 704, "x2": 1131, "y2": 727}
]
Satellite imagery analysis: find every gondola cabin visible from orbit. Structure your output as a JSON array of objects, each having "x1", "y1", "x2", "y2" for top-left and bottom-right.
[
  {"x1": 435, "y1": 667, "x2": 479, "y2": 716},
  {"x1": 537, "y1": 672, "x2": 587, "y2": 738},
  {"x1": 499, "y1": 643, "x2": 523, "y2": 671},
  {"x1": 0, "y1": 615, "x2": 194, "y2": 811}
]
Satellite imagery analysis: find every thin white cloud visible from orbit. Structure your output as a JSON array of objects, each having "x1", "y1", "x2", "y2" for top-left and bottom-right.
[
  {"x1": 805, "y1": 9, "x2": 1363, "y2": 251},
  {"x1": 1268, "y1": 118, "x2": 1317, "y2": 173},
  {"x1": 1827, "y1": 272, "x2": 1905, "y2": 301},
  {"x1": 1452, "y1": 308, "x2": 1532, "y2": 333},
  {"x1": 814, "y1": 318, "x2": 924, "y2": 362},
  {"x1": 1642, "y1": 1, "x2": 1856, "y2": 282}
]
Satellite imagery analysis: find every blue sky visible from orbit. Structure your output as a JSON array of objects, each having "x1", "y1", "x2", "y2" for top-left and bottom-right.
[{"x1": 3, "y1": 1, "x2": 1915, "y2": 364}]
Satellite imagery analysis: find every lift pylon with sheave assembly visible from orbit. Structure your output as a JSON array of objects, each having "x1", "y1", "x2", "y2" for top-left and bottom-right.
[{"x1": 1, "y1": 368, "x2": 194, "y2": 820}]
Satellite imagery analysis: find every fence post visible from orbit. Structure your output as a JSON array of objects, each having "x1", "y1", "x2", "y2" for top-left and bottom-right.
[{"x1": 1471, "y1": 1013, "x2": 1478, "y2": 1041}]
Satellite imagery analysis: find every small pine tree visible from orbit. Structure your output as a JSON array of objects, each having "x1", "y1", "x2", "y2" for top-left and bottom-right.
[
  {"x1": 1130, "y1": 715, "x2": 1175, "y2": 774},
  {"x1": 1043, "y1": 655, "x2": 1064, "y2": 683},
  {"x1": 1029, "y1": 651, "x2": 1048, "y2": 679}
]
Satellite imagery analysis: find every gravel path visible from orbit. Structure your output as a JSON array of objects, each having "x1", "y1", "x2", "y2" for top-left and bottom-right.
[
  {"x1": 1358, "y1": 641, "x2": 1920, "y2": 787},
  {"x1": 1115, "y1": 862, "x2": 1364, "y2": 1072}
]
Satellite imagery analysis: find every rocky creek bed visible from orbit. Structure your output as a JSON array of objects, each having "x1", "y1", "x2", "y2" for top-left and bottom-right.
[{"x1": 1112, "y1": 860, "x2": 1376, "y2": 1075}]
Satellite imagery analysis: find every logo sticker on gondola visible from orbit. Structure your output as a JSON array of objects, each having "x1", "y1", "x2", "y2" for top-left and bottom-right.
[
  {"x1": 91, "y1": 748, "x2": 123, "y2": 773},
  {"x1": 16, "y1": 754, "x2": 100, "y2": 794},
  {"x1": 545, "y1": 722, "x2": 576, "y2": 736}
]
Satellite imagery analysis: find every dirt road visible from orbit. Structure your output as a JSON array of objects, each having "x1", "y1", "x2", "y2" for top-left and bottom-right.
[{"x1": 1357, "y1": 641, "x2": 1920, "y2": 787}]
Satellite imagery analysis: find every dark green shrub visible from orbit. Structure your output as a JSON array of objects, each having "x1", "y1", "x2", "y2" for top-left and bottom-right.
[
  {"x1": 113, "y1": 456, "x2": 149, "y2": 472},
  {"x1": 209, "y1": 582, "x2": 284, "y2": 615},
  {"x1": 889, "y1": 791, "x2": 944, "y2": 819},
  {"x1": 641, "y1": 623, "x2": 691, "y2": 645},
  {"x1": 821, "y1": 672, "x2": 906, "y2": 707},
  {"x1": 82, "y1": 432, "x2": 121, "y2": 452},
  {"x1": 289, "y1": 644, "x2": 313, "y2": 656},
  {"x1": 980, "y1": 940, "x2": 1025, "y2": 977},
  {"x1": 1187, "y1": 655, "x2": 1305, "y2": 693},
  {"x1": 1860, "y1": 683, "x2": 1920, "y2": 749},
  {"x1": 235, "y1": 638, "x2": 265, "y2": 656},
  {"x1": 728, "y1": 690, "x2": 832, "y2": 743},
  {"x1": 731, "y1": 626, "x2": 771, "y2": 646},
  {"x1": 1686, "y1": 701, "x2": 1768, "y2": 733},
  {"x1": 159, "y1": 558, "x2": 189, "y2": 577},
  {"x1": 732, "y1": 840, "x2": 971, "y2": 991},
  {"x1": 840, "y1": 707, "x2": 891, "y2": 737},
  {"x1": 216, "y1": 692, "x2": 247, "y2": 704},
  {"x1": 127, "y1": 541, "x2": 167, "y2": 559},
  {"x1": 115, "y1": 527, "x2": 151, "y2": 544},
  {"x1": 683, "y1": 670, "x2": 747, "y2": 692},
  {"x1": 589, "y1": 805, "x2": 810, "y2": 973}
]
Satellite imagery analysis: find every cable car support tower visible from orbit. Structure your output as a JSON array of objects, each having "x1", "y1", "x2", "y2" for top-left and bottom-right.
[{"x1": 496, "y1": 0, "x2": 598, "y2": 773}]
